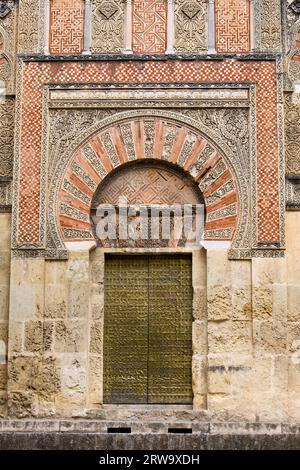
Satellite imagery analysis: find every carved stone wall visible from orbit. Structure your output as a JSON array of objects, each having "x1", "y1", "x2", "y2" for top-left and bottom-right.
[
  {"x1": 91, "y1": 0, "x2": 125, "y2": 53},
  {"x1": 17, "y1": 0, "x2": 40, "y2": 53},
  {"x1": 285, "y1": 92, "x2": 300, "y2": 175},
  {"x1": 0, "y1": 0, "x2": 17, "y2": 94},
  {"x1": 0, "y1": 98, "x2": 14, "y2": 178},
  {"x1": 260, "y1": 0, "x2": 281, "y2": 50},
  {"x1": 215, "y1": 0, "x2": 250, "y2": 53},
  {"x1": 174, "y1": 0, "x2": 208, "y2": 52},
  {"x1": 49, "y1": 0, "x2": 85, "y2": 54}
]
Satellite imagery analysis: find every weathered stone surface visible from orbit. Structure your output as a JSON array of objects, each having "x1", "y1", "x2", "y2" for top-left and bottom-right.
[
  {"x1": 207, "y1": 286, "x2": 232, "y2": 321},
  {"x1": 67, "y1": 282, "x2": 89, "y2": 319},
  {"x1": 89, "y1": 323, "x2": 103, "y2": 355},
  {"x1": 252, "y1": 287, "x2": 273, "y2": 318},
  {"x1": 208, "y1": 320, "x2": 252, "y2": 354},
  {"x1": 193, "y1": 286, "x2": 206, "y2": 320},
  {"x1": 45, "y1": 285, "x2": 67, "y2": 319},
  {"x1": 54, "y1": 321, "x2": 87, "y2": 353},
  {"x1": 88, "y1": 355, "x2": 102, "y2": 405},
  {"x1": 24, "y1": 321, "x2": 43, "y2": 353},
  {"x1": 254, "y1": 320, "x2": 287, "y2": 355},
  {"x1": 59, "y1": 354, "x2": 87, "y2": 403}
]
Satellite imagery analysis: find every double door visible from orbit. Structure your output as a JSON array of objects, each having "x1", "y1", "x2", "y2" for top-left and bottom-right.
[{"x1": 103, "y1": 255, "x2": 193, "y2": 404}]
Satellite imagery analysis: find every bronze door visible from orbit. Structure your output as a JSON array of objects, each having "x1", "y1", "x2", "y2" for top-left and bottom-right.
[{"x1": 103, "y1": 255, "x2": 193, "y2": 404}]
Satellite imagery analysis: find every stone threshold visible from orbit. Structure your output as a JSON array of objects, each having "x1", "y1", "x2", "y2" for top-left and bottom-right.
[
  {"x1": 1, "y1": 431, "x2": 300, "y2": 450},
  {"x1": 0, "y1": 420, "x2": 300, "y2": 435}
]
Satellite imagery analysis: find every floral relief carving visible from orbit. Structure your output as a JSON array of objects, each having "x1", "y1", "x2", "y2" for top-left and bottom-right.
[
  {"x1": 92, "y1": 0, "x2": 125, "y2": 53},
  {"x1": 174, "y1": 0, "x2": 208, "y2": 52},
  {"x1": 260, "y1": 0, "x2": 281, "y2": 50}
]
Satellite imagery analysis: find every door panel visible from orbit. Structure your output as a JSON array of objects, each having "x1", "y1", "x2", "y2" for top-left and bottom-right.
[
  {"x1": 103, "y1": 256, "x2": 149, "y2": 404},
  {"x1": 103, "y1": 255, "x2": 193, "y2": 404},
  {"x1": 148, "y1": 256, "x2": 193, "y2": 404}
]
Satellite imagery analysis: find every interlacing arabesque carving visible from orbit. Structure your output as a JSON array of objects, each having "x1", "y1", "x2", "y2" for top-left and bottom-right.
[
  {"x1": 0, "y1": 97, "x2": 14, "y2": 178},
  {"x1": 92, "y1": 0, "x2": 125, "y2": 53},
  {"x1": 285, "y1": 92, "x2": 300, "y2": 175},
  {"x1": 0, "y1": 0, "x2": 16, "y2": 94},
  {"x1": 17, "y1": 0, "x2": 39, "y2": 53},
  {"x1": 260, "y1": 0, "x2": 281, "y2": 50},
  {"x1": 174, "y1": 0, "x2": 208, "y2": 52}
]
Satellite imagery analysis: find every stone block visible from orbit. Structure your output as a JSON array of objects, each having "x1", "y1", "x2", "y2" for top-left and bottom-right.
[
  {"x1": 8, "y1": 321, "x2": 23, "y2": 354},
  {"x1": 0, "y1": 214, "x2": 11, "y2": 248},
  {"x1": 90, "y1": 252, "x2": 105, "y2": 284},
  {"x1": 0, "y1": 285, "x2": 10, "y2": 321},
  {"x1": 252, "y1": 287, "x2": 273, "y2": 319},
  {"x1": 255, "y1": 392, "x2": 288, "y2": 422},
  {"x1": 59, "y1": 354, "x2": 87, "y2": 403},
  {"x1": 24, "y1": 321, "x2": 43, "y2": 353},
  {"x1": 67, "y1": 281, "x2": 89, "y2": 319},
  {"x1": 208, "y1": 320, "x2": 252, "y2": 354},
  {"x1": 207, "y1": 250, "x2": 230, "y2": 286},
  {"x1": 252, "y1": 258, "x2": 286, "y2": 286},
  {"x1": 207, "y1": 286, "x2": 232, "y2": 321},
  {"x1": 88, "y1": 355, "x2": 102, "y2": 405},
  {"x1": 45, "y1": 284, "x2": 67, "y2": 319},
  {"x1": 272, "y1": 284, "x2": 287, "y2": 319},
  {"x1": 45, "y1": 260, "x2": 68, "y2": 285},
  {"x1": 8, "y1": 356, "x2": 40, "y2": 393},
  {"x1": 54, "y1": 321, "x2": 87, "y2": 353},
  {"x1": 8, "y1": 391, "x2": 38, "y2": 418},
  {"x1": 287, "y1": 285, "x2": 300, "y2": 321},
  {"x1": 230, "y1": 260, "x2": 251, "y2": 288},
  {"x1": 0, "y1": 252, "x2": 11, "y2": 280},
  {"x1": 287, "y1": 322, "x2": 300, "y2": 353},
  {"x1": 193, "y1": 286, "x2": 206, "y2": 320},
  {"x1": 192, "y1": 320, "x2": 207, "y2": 355},
  {"x1": 253, "y1": 320, "x2": 287, "y2": 355},
  {"x1": 208, "y1": 364, "x2": 231, "y2": 394},
  {"x1": 231, "y1": 287, "x2": 252, "y2": 320},
  {"x1": 288, "y1": 361, "x2": 300, "y2": 393},
  {"x1": 272, "y1": 355, "x2": 288, "y2": 393},
  {"x1": 192, "y1": 249, "x2": 206, "y2": 287},
  {"x1": 192, "y1": 355, "x2": 206, "y2": 395},
  {"x1": 0, "y1": 364, "x2": 7, "y2": 389},
  {"x1": 43, "y1": 322, "x2": 54, "y2": 352},
  {"x1": 89, "y1": 323, "x2": 103, "y2": 355},
  {"x1": 65, "y1": 253, "x2": 90, "y2": 283}
]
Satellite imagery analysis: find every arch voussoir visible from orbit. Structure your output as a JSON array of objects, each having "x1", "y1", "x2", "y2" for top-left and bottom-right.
[{"x1": 57, "y1": 117, "x2": 240, "y2": 244}]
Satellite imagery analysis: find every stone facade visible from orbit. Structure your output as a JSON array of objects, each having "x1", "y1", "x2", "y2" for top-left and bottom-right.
[{"x1": 1, "y1": 0, "x2": 300, "y2": 445}]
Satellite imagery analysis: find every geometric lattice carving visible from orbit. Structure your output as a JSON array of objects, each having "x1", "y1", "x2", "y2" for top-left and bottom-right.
[
  {"x1": 215, "y1": 0, "x2": 250, "y2": 53},
  {"x1": 92, "y1": 0, "x2": 124, "y2": 53},
  {"x1": 132, "y1": 0, "x2": 167, "y2": 53},
  {"x1": 49, "y1": 0, "x2": 85, "y2": 54},
  {"x1": 57, "y1": 118, "x2": 239, "y2": 243},
  {"x1": 174, "y1": 0, "x2": 208, "y2": 52}
]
